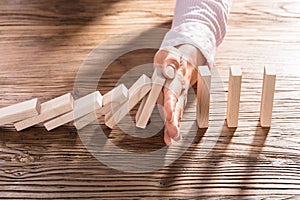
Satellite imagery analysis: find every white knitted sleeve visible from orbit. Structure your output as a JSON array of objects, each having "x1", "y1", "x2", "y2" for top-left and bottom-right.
[{"x1": 161, "y1": 0, "x2": 232, "y2": 67}]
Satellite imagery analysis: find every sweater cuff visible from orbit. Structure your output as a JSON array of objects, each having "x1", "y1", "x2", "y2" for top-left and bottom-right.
[{"x1": 160, "y1": 22, "x2": 216, "y2": 68}]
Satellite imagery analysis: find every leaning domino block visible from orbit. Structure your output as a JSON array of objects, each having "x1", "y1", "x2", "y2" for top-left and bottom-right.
[
  {"x1": 14, "y1": 93, "x2": 74, "y2": 131},
  {"x1": 260, "y1": 66, "x2": 276, "y2": 127},
  {"x1": 226, "y1": 66, "x2": 242, "y2": 128},
  {"x1": 44, "y1": 91, "x2": 102, "y2": 131},
  {"x1": 105, "y1": 74, "x2": 151, "y2": 129},
  {"x1": 98, "y1": 84, "x2": 128, "y2": 116},
  {"x1": 0, "y1": 98, "x2": 41, "y2": 126},
  {"x1": 136, "y1": 67, "x2": 166, "y2": 128},
  {"x1": 104, "y1": 109, "x2": 113, "y2": 125},
  {"x1": 135, "y1": 93, "x2": 148, "y2": 122},
  {"x1": 197, "y1": 66, "x2": 211, "y2": 128},
  {"x1": 74, "y1": 84, "x2": 128, "y2": 130}
]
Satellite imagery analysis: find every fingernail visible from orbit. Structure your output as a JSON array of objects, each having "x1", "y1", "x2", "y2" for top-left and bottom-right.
[{"x1": 165, "y1": 66, "x2": 175, "y2": 79}]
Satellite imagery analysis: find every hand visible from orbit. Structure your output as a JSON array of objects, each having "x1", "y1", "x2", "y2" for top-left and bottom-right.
[{"x1": 155, "y1": 44, "x2": 207, "y2": 146}]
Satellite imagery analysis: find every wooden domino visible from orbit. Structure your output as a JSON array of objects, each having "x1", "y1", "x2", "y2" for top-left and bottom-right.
[
  {"x1": 226, "y1": 66, "x2": 242, "y2": 128},
  {"x1": 14, "y1": 93, "x2": 74, "y2": 131},
  {"x1": 105, "y1": 74, "x2": 151, "y2": 129},
  {"x1": 135, "y1": 93, "x2": 148, "y2": 122},
  {"x1": 197, "y1": 66, "x2": 211, "y2": 128},
  {"x1": 260, "y1": 65, "x2": 276, "y2": 127},
  {"x1": 0, "y1": 98, "x2": 41, "y2": 126},
  {"x1": 136, "y1": 67, "x2": 166, "y2": 128},
  {"x1": 74, "y1": 84, "x2": 128, "y2": 130},
  {"x1": 44, "y1": 91, "x2": 102, "y2": 131},
  {"x1": 104, "y1": 109, "x2": 113, "y2": 125},
  {"x1": 98, "y1": 84, "x2": 128, "y2": 116}
]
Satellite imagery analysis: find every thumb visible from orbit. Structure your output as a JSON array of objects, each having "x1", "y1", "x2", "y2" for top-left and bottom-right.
[{"x1": 156, "y1": 46, "x2": 183, "y2": 79}]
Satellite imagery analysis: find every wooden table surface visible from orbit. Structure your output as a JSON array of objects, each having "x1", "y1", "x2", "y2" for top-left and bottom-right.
[{"x1": 1, "y1": 0, "x2": 300, "y2": 199}]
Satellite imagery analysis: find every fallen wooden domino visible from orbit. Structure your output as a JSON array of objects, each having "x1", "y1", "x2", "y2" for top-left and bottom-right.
[
  {"x1": 260, "y1": 65, "x2": 276, "y2": 127},
  {"x1": 0, "y1": 98, "x2": 41, "y2": 126},
  {"x1": 197, "y1": 66, "x2": 211, "y2": 128},
  {"x1": 226, "y1": 66, "x2": 242, "y2": 128},
  {"x1": 44, "y1": 91, "x2": 102, "y2": 131},
  {"x1": 136, "y1": 67, "x2": 166, "y2": 128},
  {"x1": 105, "y1": 74, "x2": 151, "y2": 129},
  {"x1": 14, "y1": 93, "x2": 74, "y2": 131},
  {"x1": 73, "y1": 84, "x2": 128, "y2": 130}
]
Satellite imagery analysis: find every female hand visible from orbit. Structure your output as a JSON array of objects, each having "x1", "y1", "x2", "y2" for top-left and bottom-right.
[{"x1": 155, "y1": 44, "x2": 207, "y2": 145}]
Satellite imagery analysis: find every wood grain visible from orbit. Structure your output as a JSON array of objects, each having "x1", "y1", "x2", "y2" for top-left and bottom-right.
[{"x1": 0, "y1": 0, "x2": 300, "y2": 199}]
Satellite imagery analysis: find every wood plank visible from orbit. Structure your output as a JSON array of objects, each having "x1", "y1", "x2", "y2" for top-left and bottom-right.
[
  {"x1": 260, "y1": 65, "x2": 276, "y2": 127},
  {"x1": 197, "y1": 66, "x2": 211, "y2": 128},
  {"x1": 226, "y1": 66, "x2": 242, "y2": 128},
  {"x1": 105, "y1": 74, "x2": 151, "y2": 129},
  {"x1": 74, "y1": 84, "x2": 128, "y2": 130},
  {"x1": 0, "y1": 98, "x2": 40, "y2": 126},
  {"x1": 44, "y1": 91, "x2": 102, "y2": 131},
  {"x1": 14, "y1": 93, "x2": 74, "y2": 131},
  {"x1": 136, "y1": 67, "x2": 166, "y2": 128}
]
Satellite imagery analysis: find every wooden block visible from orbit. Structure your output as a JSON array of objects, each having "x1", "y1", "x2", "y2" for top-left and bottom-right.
[
  {"x1": 197, "y1": 66, "x2": 211, "y2": 128},
  {"x1": 78, "y1": 100, "x2": 127, "y2": 129},
  {"x1": 135, "y1": 93, "x2": 148, "y2": 123},
  {"x1": 102, "y1": 84, "x2": 128, "y2": 107},
  {"x1": 14, "y1": 93, "x2": 74, "y2": 131},
  {"x1": 98, "y1": 84, "x2": 128, "y2": 116},
  {"x1": 260, "y1": 65, "x2": 276, "y2": 127},
  {"x1": 226, "y1": 66, "x2": 242, "y2": 128},
  {"x1": 0, "y1": 98, "x2": 41, "y2": 126},
  {"x1": 44, "y1": 91, "x2": 102, "y2": 131},
  {"x1": 74, "y1": 84, "x2": 128, "y2": 130},
  {"x1": 104, "y1": 109, "x2": 113, "y2": 125},
  {"x1": 73, "y1": 112, "x2": 98, "y2": 130},
  {"x1": 105, "y1": 74, "x2": 151, "y2": 129},
  {"x1": 135, "y1": 67, "x2": 166, "y2": 129}
]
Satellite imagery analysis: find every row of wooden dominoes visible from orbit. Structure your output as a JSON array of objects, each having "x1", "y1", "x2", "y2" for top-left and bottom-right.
[
  {"x1": 197, "y1": 65, "x2": 276, "y2": 128},
  {"x1": 0, "y1": 65, "x2": 275, "y2": 131},
  {"x1": 0, "y1": 67, "x2": 165, "y2": 131}
]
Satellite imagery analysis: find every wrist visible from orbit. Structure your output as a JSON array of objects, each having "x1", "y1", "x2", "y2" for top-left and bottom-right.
[{"x1": 176, "y1": 44, "x2": 206, "y2": 67}]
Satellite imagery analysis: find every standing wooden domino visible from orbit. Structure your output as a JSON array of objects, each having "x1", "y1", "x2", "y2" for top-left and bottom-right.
[
  {"x1": 105, "y1": 74, "x2": 151, "y2": 129},
  {"x1": 0, "y1": 98, "x2": 41, "y2": 126},
  {"x1": 260, "y1": 65, "x2": 276, "y2": 127},
  {"x1": 197, "y1": 66, "x2": 211, "y2": 128},
  {"x1": 136, "y1": 67, "x2": 166, "y2": 128},
  {"x1": 74, "y1": 84, "x2": 128, "y2": 130},
  {"x1": 14, "y1": 93, "x2": 74, "y2": 131},
  {"x1": 226, "y1": 66, "x2": 242, "y2": 128},
  {"x1": 44, "y1": 91, "x2": 102, "y2": 131}
]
